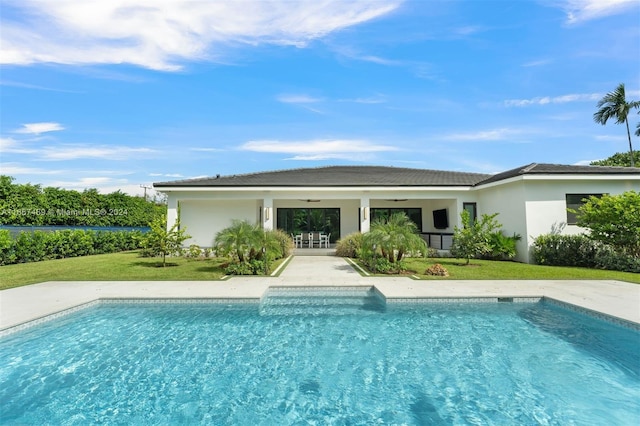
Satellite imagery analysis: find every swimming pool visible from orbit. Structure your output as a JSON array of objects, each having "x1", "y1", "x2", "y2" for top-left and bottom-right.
[{"x1": 1, "y1": 289, "x2": 639, "y2": 425}]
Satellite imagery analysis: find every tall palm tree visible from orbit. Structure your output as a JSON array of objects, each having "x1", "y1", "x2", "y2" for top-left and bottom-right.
[{"x1": 593, "y1": 83, "x2": 640, "y2": 167}]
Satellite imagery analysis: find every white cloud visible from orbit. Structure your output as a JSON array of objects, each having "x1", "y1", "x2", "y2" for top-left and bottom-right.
[
  {"x1": 559, "y1": 0, "x2": 638, "y2": 24},
  {"x1": 240, "y1": 139, "x2": 398, "y2": 160},
  {"x1": 47, "y1": 177, "x2": 148, "y2": 195},
  {"x1": 149, "y1": 173, "x2": 184, "y2": 178},
  {"x1": 0, "y1": 137, "x2": 38, "y2": 154},
  {"x1": 39, "y1": 145, "x2": 155, "y2": 161},
  {"x1": 189, "y1": 147, "x2": 224, "y2": 152},
  {"x1": 339, "y1": 95, "x2": 386, "y2": 104},
  {"x1": 442, "y1": 128, "x2": 524, "y2": 141},
  {"x1": 522, "y1": 59, "x2": 552, "y2": 67},
  {"x1": 276, "y1": 94, "x2": 323, "y2": 104},
  {"x1": 504, "y1": 92, "x2": 601, "y2": 107},
  {"x1": 0, "y1": 163, "x2": 65, "y2": 175},
  {"x1": 1, "y1": 0, "x2": 402, "y2": 71},
  {"x1": 14, "y1": 122, "x2": 65, "y2": 134}
]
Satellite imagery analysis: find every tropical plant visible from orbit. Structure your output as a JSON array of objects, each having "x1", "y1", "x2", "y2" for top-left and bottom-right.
[
  {"x1": 214, "y1": 220, "x2": 265, "y2": 263},
  {"x1": 483, "y1": 231, "x2": 521, "y2": 261},
  {"x1": 450, "y1": 210, "x2": 501, "y2": 265},
  {"x1": 574, "y1": 191, "x2": 640, "y2": 257},
  {"x1": 590, "y1": 151, "x2": 640, "y2": 167},
  {"x1": 335, "y1": 232, "x2": 363, "y2": 258},
  {"x1": 361, "y1": 212, "x2": 427, "y2": 271},
  {"x1": 141, "y1": 208, "x2": 191, "y2": 267},
  {"x1": 593, "y1": 83, "x2": 640, "y2": 167},
  {"x1": 214, "y1": 220, "x2": 288, "y2": 274}
]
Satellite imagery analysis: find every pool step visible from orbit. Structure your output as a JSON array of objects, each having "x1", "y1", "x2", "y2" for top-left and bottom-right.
[{"x1": 260, "y1": 286, "x2": 386, "y2": 315}]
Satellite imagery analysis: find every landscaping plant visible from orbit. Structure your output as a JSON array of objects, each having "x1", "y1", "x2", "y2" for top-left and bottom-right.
[
  {"x1": 214, "y1": 220, "x2": 289, "y2": 275},
  {"x1": 361, "y1": 212, "x2": 427, "y2": 273},
  {"x1": 450, "y1": 210, "x2": 501, "y2": 265},
  {"x1": 140, "y1": 209, "x2": 191, "y2": 267}
]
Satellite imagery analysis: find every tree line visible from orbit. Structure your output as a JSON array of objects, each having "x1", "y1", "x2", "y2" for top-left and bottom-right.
[{"x1": 0, "y1": 176, "x2": 165, "y2": 227}]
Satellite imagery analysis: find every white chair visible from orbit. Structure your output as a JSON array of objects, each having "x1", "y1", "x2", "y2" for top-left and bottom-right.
[
  {"x1": 308, "y1": 232, "x2": 314, "y2": 248},
  {"x1": 320, "y1": 233, "x2": 331, "y2": 248},
  {"x1": 292, "y1": 233, "x2": 303, "y2": 248}
]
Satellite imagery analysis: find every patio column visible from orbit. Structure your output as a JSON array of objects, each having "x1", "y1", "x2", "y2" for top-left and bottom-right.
[
  {"x1": 166, "y1": 196, "x2": 178, "y2": 231},
  {"x1": 263, "y1": 197, "x2": 274, "y2": 231},
  {"x1": 360, "y1": 196, "x2": 370, "y2": 233}
]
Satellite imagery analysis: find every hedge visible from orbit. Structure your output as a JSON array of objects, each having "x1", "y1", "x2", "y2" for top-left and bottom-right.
[
  {"x1": 532, "y1": 233, "x2": 640, "y2": 273},
  {"x1": 0, "y1": 229, "x2": 143, "y2": 266}
]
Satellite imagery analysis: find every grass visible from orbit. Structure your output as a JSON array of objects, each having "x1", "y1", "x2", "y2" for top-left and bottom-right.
[
  {"x1": 1, "y1": 252, "x2": 638, "y2": 291},
  {"x1": 1, "y1": 251, "x2": 245, "y2": 290},
  {"x1": 404, "y1": 258, "x2": 640, "y2": 283}
]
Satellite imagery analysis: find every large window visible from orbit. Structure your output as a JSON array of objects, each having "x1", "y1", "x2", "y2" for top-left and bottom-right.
[
  {"x1": 277, "y1": 208, "x2": 340, "y2": 242},
  {"x1": 566, "y1": 194, "x2": 603, "y2": 225},
  {"x1": 371, "y1": 208, "x2": 422, "y2": 230}
]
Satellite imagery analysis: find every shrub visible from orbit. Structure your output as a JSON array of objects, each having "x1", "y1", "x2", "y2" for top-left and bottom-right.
[
  {"x1": 224, "y1": 259, "x2": 267, "y2": 275},
  {"x1": 575, "y1": 191, "x2": 640, "y2": 257},
  {"x1": 268, "y1": 228, "x2": 293, "y2": 259},
  {"x1": 450, "y1": 211, "x2": 501, "y2": 265},
  {"x1": 335, "y1": 232, "x2": 362, "y2": 258},
  {"x1": 0, "y1": 230, "x2": 16, "y2": 265},
  {"x1": 0, "y1": 229, "x2": 143, "y2": 265},
  {"x1": 531, "y1": 234, "x2": 599, "y2": 268},
  {"x1": 363, "y1": 256, "x2": 406, "y2": 274},
  {"x1": 483, "y1": 232, "x2": 521, "y2": 261},
  {"x1": 593, "y1": 245, "x2": 640, "y2": 273},
  {"x1": 185, "y1": 244, "x2": 203, "y2": 258}
]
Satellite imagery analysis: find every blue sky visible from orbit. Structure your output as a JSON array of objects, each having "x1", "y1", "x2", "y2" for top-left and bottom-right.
[{"x1": 1, "y1": 0, "x2": 639, "y2": 196}]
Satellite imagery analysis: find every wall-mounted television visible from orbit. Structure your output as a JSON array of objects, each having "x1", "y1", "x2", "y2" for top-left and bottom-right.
[{"x1": 433, "y1": 209, "x2": 449, "y2": 229}]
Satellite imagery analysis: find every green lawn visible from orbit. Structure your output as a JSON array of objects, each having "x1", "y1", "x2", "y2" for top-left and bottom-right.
[
  {"x1": 0, "y1": 251, "x2": 230, "y2": 290},
  {"x1": 1, "y1": 252, "x2": 638, "y2": 291},
  {"x1": 403, "y1": 258, "x2": 640, "y2": 283}
]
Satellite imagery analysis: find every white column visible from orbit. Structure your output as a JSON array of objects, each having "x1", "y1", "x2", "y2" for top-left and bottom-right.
[
  {"x1": 360, "y1": 196, "x2": 370, "y2": 233},
  {"x1": 166, "y1": 195, "x2": 178, "y2": 230},
  {"x1": 263, "y1": 197, "x2": 274, "y2": 231}
]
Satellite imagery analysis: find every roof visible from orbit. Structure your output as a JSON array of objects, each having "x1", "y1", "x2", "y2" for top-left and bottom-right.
[
  {"x1": 475, "y1": 163, "x2": 640, "y2": 186},
  {"x1": 154, "y1": 163, "x2": 640, "y2": 189},
  {"x1": 153, "y1": 166, "x2": 492, "y2": 188}
]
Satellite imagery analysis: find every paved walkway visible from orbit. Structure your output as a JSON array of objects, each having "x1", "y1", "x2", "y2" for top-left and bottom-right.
[{"x1": 1, "y1": 256, "x2": 639, "y2": 331}]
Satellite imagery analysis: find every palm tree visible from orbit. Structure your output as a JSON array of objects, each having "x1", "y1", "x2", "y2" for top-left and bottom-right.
[
  {"x1": 593, "y1": 83, "x2": 640, "y2": 167},
  {"x1": 214, "y1": 220, "x2": 264, "y2": 262},
  {"x1": 363, "y1": 212, "x2": 427, "y2": 264}
]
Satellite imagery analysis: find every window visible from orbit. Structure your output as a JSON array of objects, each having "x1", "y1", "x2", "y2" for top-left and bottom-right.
[
  {"x1": 463, "y1": 202, "x2": 477, "y2": 226},
  {"x1": 566, "y1": 194, "x2": 603, "y2": 225}
]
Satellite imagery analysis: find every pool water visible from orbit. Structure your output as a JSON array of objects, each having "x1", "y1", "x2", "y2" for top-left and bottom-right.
[{"x1": 1, "y1": 293, "x2": 639, "y2": 425}]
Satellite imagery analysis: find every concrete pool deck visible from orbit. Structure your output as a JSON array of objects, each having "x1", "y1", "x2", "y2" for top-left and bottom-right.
[{"x1": 1, "y1": 256, "x2": 639, "y2": 331}]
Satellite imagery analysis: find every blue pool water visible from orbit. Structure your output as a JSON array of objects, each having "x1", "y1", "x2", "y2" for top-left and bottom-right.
[{"x1": 1, "y1": 293, "x2": 639, "y2": 425}]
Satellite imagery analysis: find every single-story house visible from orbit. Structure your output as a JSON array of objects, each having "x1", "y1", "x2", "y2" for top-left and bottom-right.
[{"x1": 153, "y1": 163, "x2": 640, "y2": 263}]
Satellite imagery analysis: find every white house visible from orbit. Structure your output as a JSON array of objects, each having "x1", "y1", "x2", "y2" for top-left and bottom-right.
[{"x1": 153, "y1": 164, "x2": 640, "y2": 263}]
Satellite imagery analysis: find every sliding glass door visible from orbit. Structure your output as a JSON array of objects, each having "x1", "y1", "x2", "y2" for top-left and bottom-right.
[{"x1": 277, "y1": 208, "x2": 340, "y2": 242}]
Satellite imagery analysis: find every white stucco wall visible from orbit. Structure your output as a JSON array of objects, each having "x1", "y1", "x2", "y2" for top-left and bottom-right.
[{"x1": 179, "y1": 199, "x2": 260, "y2": 247}]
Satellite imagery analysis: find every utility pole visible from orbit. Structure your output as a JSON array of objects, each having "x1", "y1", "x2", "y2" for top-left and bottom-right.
[{"x1": 140, "y1": 184, "x2": 152, "y2": 201}]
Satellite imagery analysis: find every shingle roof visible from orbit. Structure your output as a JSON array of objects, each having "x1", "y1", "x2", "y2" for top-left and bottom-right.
[
  {"x1": 153, "y1": 165, "x2": 491, "y2": 187},
  {"x1": 475, "y1": 163, "x2": 640, "y2": 186},
  {"x1": 154, "y1": 163, "x2": 640, "y2": 189}
]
